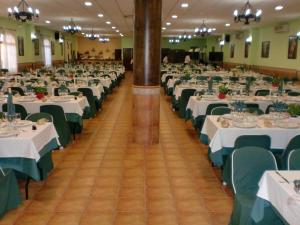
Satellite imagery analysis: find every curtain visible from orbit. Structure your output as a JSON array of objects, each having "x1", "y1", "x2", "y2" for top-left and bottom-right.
[
  {"x1": 43, "y1": 39, "x2": 52, "y2": 67},
  {"x1": 0, "y1": 32, "x2": 17, "y2": 73}
]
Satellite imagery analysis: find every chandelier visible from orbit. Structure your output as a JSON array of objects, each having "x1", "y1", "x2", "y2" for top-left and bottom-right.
[
  {"x1": 63, "y1": 19, "x2": 81, "y2": 34},
  {"x1": 168, "y1": 37, "x2": 180, "y2": 44},
  {"x1": 85, "y1": 29, "x2": 99, "y2": 40},
  {"x1": 233, "y1": 0, "x2": 262, "y2": 25},
  {"x1": 8, "y1": 0, "x2": 39, "y2": 22},
  {"x1": 194, "y1": 21, "x2": 214, "y2": 37},
  {"x1": 179, "y1": 33, "x2": 192, "y2": 42},
  {"x1": 99, "y1": 37, "x2": 110, "y2": 43}
]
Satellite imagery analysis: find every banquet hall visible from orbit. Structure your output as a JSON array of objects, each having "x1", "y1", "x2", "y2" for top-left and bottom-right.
[{"x1": 0, "y1": 0, "x2": 300, "y2": 225}]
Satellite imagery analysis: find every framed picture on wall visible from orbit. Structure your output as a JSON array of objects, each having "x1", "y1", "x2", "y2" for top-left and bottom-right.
[
  {"x1": 230, "y1": 44, "x2": 235, "y2": 58},
  {"x1": 51, "y1": 41, "x2": 55, "y2": 55},
  {"x1": 17, "y1": 36, "x2": 24, "y2": 56},
  {"x1": 34, "y1": 39, "x2": 39, "y2": 56},
  {"x1": 244, "y1": 42, "x2": 249, "y2": 58},
  {"x1": 288, "y1": 36, "x2": 298, "y2": 59},
  {"x1": 261, "y1": 41, "x2": 270, "y2": 58}
]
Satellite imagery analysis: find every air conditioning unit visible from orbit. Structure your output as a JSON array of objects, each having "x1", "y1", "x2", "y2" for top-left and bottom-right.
[{"x1": 274, "y1": 23, "x2": 289, "y2": 33}]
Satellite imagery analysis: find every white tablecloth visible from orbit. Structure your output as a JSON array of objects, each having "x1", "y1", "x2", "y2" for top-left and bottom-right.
[
  {"x1": 187, "y1": 96, "x2": 273, "y2": 118},
  {"x1": 0, "y1": 97, "x2": 89, "y2": 116},
  {"x1": 0, "y1": 122, "x2": 59, "y2": 161},
  {"x1": 201, "y1": 115, "x2": 300, "y2": 153},
  {"x1": 256, "y1": 171, "x2": 300, "y2": 225},
  {"x1": 47, "y1": 85, "x2": 104, "y2": 99}
]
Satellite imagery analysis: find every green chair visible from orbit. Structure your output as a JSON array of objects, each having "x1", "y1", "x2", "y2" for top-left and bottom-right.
[
  {"x1": 11, "y1": 87, "x2": 25, "y2": 96},
  {"x1": 196, "y1": 76, "x2": 208, "y2": 81},
  {"x1": 255, "y1": 89, "x2": 270, "y2": 96},
  {"x1": 245, "y1": 108, "x2": 264, "y2": 115},
  {"x1": 179, "y1": 89, "x2": 196, "y2": 119},
  {"x1": 40, "y1": 105, "x2": 71, "y2": 147},
  {"x1": 77, "y1": 88, "x2": 97, "y2": 118},
  {"x1": 229, "y1": 147, "x2": 278, "y2": 225},
  {"x1": 234, "y1": 135, "x2": 271, "y2": 149},
  {"x1": 25, "y1": 112, "x2": 53, "y2": 122},
  {"x1": 287, "y1": 149, "x2": 300, "y2": 170},
  {"x1": 2, "y1": 104, "x2": 28, "y2": 120},
  {"x1": 212, "y1": 76, "x2": 223, "y2": 83},
  {"x1": 206, "y1": 103, "x2": 228, "y2": 115},
  {"x1": 245, "y1": 76, "x2": 256, "y2": 82},
  {"x1": 229, "y1": 77, "x2": 239, "y2": 83},
  {"x1": 262, "y1": 76, "x2": 273, "y2": 83},
  {"x1": 54, "y1": 87, "x2": 70, "y2": 96},
  {"x1": 288, "y1": 91, "x2": 300, "y2": 96},
  {"x1": 211, "y1": 106, "x2": 231, "y2": 115},
  {"x1": 277, "y1": 135, "x2": 300, "y2": 169}
]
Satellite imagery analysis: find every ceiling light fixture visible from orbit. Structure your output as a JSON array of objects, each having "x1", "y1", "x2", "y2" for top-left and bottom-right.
[
  {"x1": 194, "y1": 20, "x2": 214, "y2": 37},
  {"x1": 169, "y1": 37, "x2": 180, "y2": 44},
  {"x1": 85, "y1": 29, "x2": 99, "y2": 40},
  {"x1": 84, "y1": 1, "x2": 92, "y2": 6},
  {"x1": 45, "y1": 20, "x2": 51, "y2": 24},
  {"x1": 120, "y1": 33, "x2": 124, "y2": 37},
  {"x1": 162, "y1": 27, "x2": 166, "y2": 30},
  {"x1": 99, "y1": 37, "x2": 110, "y2": 43},
  {"x1": 63, "y1": 18, "x2": 81, "y2": 34},
  {"x1": 8, "y1": 0, "x2": 39, "y2": 22},
  {"x1": 116, "y1": 30, "x2": 119, "y2": 33},
  {"x1": 181, "y1": 3, "x2": 189, "y2": 8},
  {"x1": 106, "y1": 21, "x2": 111, "y2": 24},
  {"x1": 112, "y1": 26, "x2": 116, "y2": 29},
  {"x1": 225, "y1": 23, "x2": 231, "y2": 27},
  {"x1": 172, "y1": 15, "x2": 178, "y2": 19},
  {"x1": 166, "y1": 22, "x2": 171, "y2": 26},
  {"x1": 98, "y1": 13, "x2": 103, "y2": 17},
  {"x1": 233, "y1": 0, "x2": 262, "y2": 25},
  {"x1": 275, "y1": 5, "x2": 284, "y2": 11},
  {"x1": 179, "y1": 33, "x2": 192, "y2": 41}
]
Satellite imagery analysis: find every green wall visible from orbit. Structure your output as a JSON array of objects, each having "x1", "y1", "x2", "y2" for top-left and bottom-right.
[
  {"x1": 222, "y1": 17, "x2": 300, "y2": 70},
  {"x1": 0, "y1": 16, "x2": 77, "y2": 65}
]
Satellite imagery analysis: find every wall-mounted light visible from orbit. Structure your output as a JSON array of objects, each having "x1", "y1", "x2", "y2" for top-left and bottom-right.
[
  {"x1": 59, "y1": 37, "x2": 64, "y2": 43},
  {"x1": 246, "y1": 35, "x2": 252, "y2": 43},
  {"x1": 297, "y1": 31, "x2": 300, "y2": 40},
  {"x1": 219, "y1": 40, "x2": 225, "y2": 46},
  {"x1": 0, "y1": 33, "x2": 4, "y2": 43},
  {"x1": 31, "y1": 32, "x2": 37, "y2": 40}
]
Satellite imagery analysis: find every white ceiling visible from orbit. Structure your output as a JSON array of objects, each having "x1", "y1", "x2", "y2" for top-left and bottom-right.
[{"x1": 0, "y1": 0, "x2": 300, "y2": 37}]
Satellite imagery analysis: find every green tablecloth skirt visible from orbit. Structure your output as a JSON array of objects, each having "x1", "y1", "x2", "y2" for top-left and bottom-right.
[
  {"x1": 0, "y1": 138, "x2": 59, "y2": 181},
  {"x1": 0, "y1": 169, "x2": 21, "y2": 218},
  {"x1": 66, "y1": 113, "x2": 83, "y2": 133}
]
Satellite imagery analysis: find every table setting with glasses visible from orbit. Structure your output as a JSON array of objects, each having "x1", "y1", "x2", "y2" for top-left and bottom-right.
[
  {"x1": 200, "y1": 113, "x2": 300, "y2": 167},
  {"x1": 251, "y1": 171, "x2": 300, "y2": 225}
]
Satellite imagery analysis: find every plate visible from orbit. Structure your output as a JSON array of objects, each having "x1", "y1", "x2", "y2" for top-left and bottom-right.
[
  {"x1": 277, "y1": 122, "x2": 300, "y2": 129},
  {"x1": 15, "y1": 120, "x2": 32, "y2": 127},
  {"x1": 232, "y1": 121, "x2": 257, "y2": 128},
  {"x1": 222, "y1": 114, "x2": 233, "y2": 120}
]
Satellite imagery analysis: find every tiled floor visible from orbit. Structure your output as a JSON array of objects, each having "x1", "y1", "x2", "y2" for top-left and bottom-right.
[{"x1": 0, "y1": 72, "x2": 232, "y2": 225}]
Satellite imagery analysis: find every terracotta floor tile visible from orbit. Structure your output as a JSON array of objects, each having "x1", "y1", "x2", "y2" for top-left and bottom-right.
[
  {"x1": 80, "y1": 213, "x2": 114, "y2": 225},
  {"x1": 147, "y1": 187, "x2": 173, "y2": 200},
  {"x1": 91, "y1": 187, "x2": 119, "y2": 199},
  {"x1": 86, "y1": 198, "x2": 117, "y2": 212},
  {"x1": 114, "y1": 213, "x2": 146, "y2": 225},
  {"x1": 14, "y1": 213, "x2": 52, "y2": 225},
  {"x1": 147, "y1": 199, "x2": 176, "y2": 213},
  {"x1": 62, "y1": 186, "x2": 92, "y2": 199},
  {"x1": 117, "y1": 198, "x2": 146, "y2": 212},
  {"x1": 178, "y1": 212, "x2": 212, "y2": 225},
  {"x1": 47, "y1": 213, "x2": 82, "y2": 225},
  {"x1": 176, "y1": 199, "x2": 207, "y2": 213},
  {"x1": 147, "y1": 213, "x2": 179, "y2": 225},
  {"x1": 55, "y1": 198, "x2": 89, "y2": 213}
]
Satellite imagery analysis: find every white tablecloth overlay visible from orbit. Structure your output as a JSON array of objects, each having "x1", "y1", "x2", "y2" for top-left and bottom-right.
[
  {"x1": 0, "y1": 97, "x2": 89, "y2": 116},
  {"x1": 257, "y1": 171, "x2": 300, "y2": 225},
  {"x1": 47, "y1": 85, "x2": 103, "y2": 99},
  {"x1": 187, "y1": 96, "x2": 273, "y2": 118},
  {"x1": 201, "y1": 116, "x2": 300, "y2": 153},
  {"x1": 0, "y1": 122, "x2": 59, "y2": 161}
]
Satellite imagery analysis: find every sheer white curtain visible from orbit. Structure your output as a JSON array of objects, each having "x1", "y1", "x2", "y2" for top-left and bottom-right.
[
  {"x1": 43, "y1": 39, "x2": 52, "y2": 67},
  {"x1": 0, "y1": 32, "x2": 17, "y2": 73}
]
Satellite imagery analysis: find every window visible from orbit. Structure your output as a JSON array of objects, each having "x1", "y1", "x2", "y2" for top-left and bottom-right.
[
  {"x1": 43, "y1": 39, "x2": 52, "y2": 67},
  {"x1": 0, "y1": 32, "x2": 17, "y2": 73}
]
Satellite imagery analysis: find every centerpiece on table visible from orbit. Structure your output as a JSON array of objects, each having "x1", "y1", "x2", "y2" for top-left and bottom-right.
[
  {"x1": 287, "y1": 104, "x2": 300, "y2": 117},
  {"x1": 230, "y1": 100, "x2": 246, "y2": 112},
  {"x1": 218, "y1": 85, "x2": 229, "y2": 99},
  {"x1": 34, "y1": 86, "x2": 47, "y2": 100},
  {"x1": 271, "y1": 77, "x2": 280, "y2": 87}
]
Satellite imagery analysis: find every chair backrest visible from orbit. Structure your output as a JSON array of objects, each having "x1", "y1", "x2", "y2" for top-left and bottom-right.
[
  {"x1": 2, "y1": 103, "x2": 28, "y2": 120},
  {"x1": 288, "y1": 91, "x2": 300, "y2": 96},
  {"x1": 288, "y1": 149, "x2": 300, "y2": 170},
  {"x1": 245, "y1": 108, "x2": 264, "y2": 115},
  {"x1": 281, "y1": 135, "x2": 300, "y2": 169},
  {"x1": 179, "y1": 89, "x2": 196, "y2": 118},
  {"x1": 229, "y1": 76, "x2": 239, "y2": 83},
  {"x1": 211, "y1": 106, "x2": 231, "y2": 115},
  {"x1": 234, "y1": 135, "x2": 271, "y2": 149},
  {"x1": 206, "y1": 103, "x2": 228, "y2": 115},
  {"x1": 245, "y1": 103, "x2": 259, "y2": 109},
  {"x1": 11, "y1": 87, "x2": 25, "y2": 96},
  {"x1": 77, "y1": 88, "x2": 96, "y2": 117},
  {"x1": 25, "y1": 112, "x2": 53, "y2": 122},
  {"x1": 40, "y1": 105, "x2": 71, "y2": 147},
  {"x1": 231, "y1": 147, "x2": 277, "y2": 195},
  {"x1": 262, "y1": 76, "x2": 273, "y2": 83},
  {"x1": 255, "y1": 89, "x2": 270, "y2": 96},
  {"x1": 212, "y1": 76, "x2": 222, "y2": 82},
  {"x1": 196, "y1": 76, "x2": 208, "y2": 81},
  {"x1": 54, "y1": 87, "x2": 70, "y2": 96}
]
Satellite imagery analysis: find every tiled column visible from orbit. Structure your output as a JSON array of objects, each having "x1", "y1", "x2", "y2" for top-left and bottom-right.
[{"x1": 132, "y1": 0, "x2": 162, "y2": 145}]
